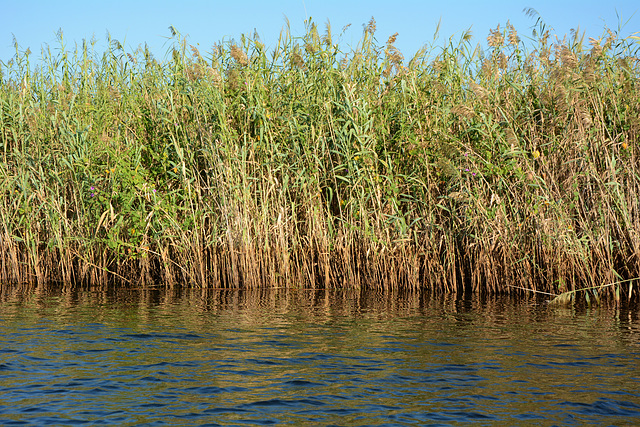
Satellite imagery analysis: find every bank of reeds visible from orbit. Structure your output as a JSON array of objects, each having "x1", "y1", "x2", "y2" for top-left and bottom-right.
[{"x1": 1, "y1": 17, "x2": 639, "y2": 300}]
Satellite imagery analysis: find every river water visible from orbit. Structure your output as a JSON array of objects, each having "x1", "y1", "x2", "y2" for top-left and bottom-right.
[{"x1": 1, "y1": 285, "x2": 639, "y2": 426}]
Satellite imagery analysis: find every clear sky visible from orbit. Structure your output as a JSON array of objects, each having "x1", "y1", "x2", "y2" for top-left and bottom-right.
[{"x1": 2, "y1": 0, "x2": 638, "y2": 65}]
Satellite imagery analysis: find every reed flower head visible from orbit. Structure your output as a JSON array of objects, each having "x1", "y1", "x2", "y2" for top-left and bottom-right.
[
  {"x1": 365, "y1": 17, "x2": 376, "y2": 35},
  {"x1": 487, "y1": 25, "x2": 504, "y2": 48},
  {"x1": 507, "y1": 23, "x2": 519, "y2": 46},
  {"x1": 230, "y1": 45, "x2": 248, "y2": 67}
]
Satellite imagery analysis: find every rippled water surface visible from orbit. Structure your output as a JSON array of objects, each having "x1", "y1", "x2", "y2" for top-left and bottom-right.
[{"x1": 1, "y1": 286, "x2": 640, "y2": 426}]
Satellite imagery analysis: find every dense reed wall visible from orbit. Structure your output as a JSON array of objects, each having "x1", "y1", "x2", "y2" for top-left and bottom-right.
[{"x1": 1, "y1": 18, "x2": 639, "y2": 299}]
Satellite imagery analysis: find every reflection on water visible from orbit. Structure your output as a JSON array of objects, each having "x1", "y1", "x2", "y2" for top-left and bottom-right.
[{"x1": 1, "y1": 285, "x2": 639, "y2": 425}]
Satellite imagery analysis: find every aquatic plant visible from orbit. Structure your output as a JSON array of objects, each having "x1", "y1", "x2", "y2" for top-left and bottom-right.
[{"x1": 0, "y1": 16, "x2": 639, "y2": 301}]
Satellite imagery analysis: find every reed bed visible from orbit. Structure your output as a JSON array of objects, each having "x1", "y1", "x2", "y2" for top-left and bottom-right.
[{"x1": 1, "y1": 17, "x2": 639, "y2": 300}]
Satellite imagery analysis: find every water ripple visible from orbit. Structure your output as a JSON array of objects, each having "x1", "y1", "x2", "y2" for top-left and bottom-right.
[{"x1": 1, "y1": 290, "x2": 639, "y2": 425}]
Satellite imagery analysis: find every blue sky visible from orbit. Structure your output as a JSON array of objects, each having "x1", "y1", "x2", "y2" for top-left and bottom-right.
[{"x1": 2, "y1": 1, "x2": 638, "y2": 65}]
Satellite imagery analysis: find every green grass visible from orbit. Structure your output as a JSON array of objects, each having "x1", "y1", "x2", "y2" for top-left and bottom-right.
[{"x1": 1, "y1": 17, "x2": 639, "y2": 301}]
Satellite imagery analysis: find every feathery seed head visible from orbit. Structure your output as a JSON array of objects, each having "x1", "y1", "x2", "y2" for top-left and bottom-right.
[
  {"x1": 452, "y1": 104, "x2": 475, "y2": 119},
  {"x1": 470, "y1": 82, "x2": 488, "y2": 101},
  {"x1": 588, "y1": 37, "x2": 603, "y2": 55},
  {"x1": 230, "y1": 45, "x2": 248, "y2": 67},
  {"x1": 291, "y1": 46, "x2": 305, "y2": 68},
  {"x1": 190, "y1": 45, "x2": 201, "y2": 59},
  {"x1": 498, "y1": 52, "x2": 508, "y2": 69},
  {"x1": 323, "y1": 21, "x2": 333, "y2": 46},
  {"x1": 560, "y1": 46, "x2": 577, "y2": 69},
  {"x1": 487, "y1": 25, "x2": 504, "y2": 48},
  {"x1": 365, "y1": 17, "x2": 376, "y2": 35},
  {"x1": 387, "y1": 32, "x2": 398, "y2": 45},
  {"x1": 507, "y1": 23, "x2": 519, "y2": 46}
]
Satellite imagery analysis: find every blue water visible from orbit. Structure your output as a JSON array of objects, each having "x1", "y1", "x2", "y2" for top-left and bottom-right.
[{"x1": 1, "y1": 286, "x2": 639, "y2": 425}]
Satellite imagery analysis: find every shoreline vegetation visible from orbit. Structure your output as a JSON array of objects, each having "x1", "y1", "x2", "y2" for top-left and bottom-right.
[{"x1": 1, "y1": 15, "x2": 639, "y2": 301}]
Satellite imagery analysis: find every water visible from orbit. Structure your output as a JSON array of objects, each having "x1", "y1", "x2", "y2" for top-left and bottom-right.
[{"x1": 1, "y1": 286, "x2": 639, "y2": 426}]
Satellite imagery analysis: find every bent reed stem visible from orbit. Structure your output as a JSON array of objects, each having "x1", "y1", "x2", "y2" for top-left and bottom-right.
[{"x1": 1, "y1": 18, "x2": 639, "y2": 301}]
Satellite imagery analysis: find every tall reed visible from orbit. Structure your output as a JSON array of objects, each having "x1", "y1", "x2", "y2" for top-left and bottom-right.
[{"x1": 1, "y1": 17, "x2": 639, "y2": 301}]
